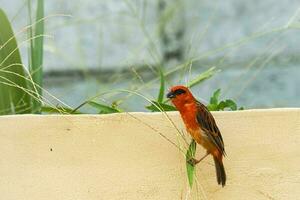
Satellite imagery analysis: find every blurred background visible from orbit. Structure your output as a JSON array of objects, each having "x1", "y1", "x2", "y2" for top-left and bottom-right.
[{"x1": 1, "y1": 0, "x2": 300, "y2": 113}]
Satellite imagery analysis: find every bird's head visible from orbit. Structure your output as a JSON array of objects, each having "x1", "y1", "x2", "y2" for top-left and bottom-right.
[{"x1": 166, "y1": 85, "x2": 195, "y2": 108}]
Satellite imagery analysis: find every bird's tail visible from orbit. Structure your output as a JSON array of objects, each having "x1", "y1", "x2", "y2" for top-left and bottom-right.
[{"x1": 213, "y1": 157, "x2": 226, "y2": 187}]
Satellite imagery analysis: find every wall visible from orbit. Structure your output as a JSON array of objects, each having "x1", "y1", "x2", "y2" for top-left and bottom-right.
[
  {"x1": 0, "y1": 109, "x2": 299, "y2": 199},
  {"x1": 1, "y1": 0, "x2": 299, "y2": 71}
]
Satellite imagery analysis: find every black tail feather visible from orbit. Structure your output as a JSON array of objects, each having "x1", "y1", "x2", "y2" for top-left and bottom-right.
[{"x1": 213, "y1": 157, "x2": 226, "y2": 187}]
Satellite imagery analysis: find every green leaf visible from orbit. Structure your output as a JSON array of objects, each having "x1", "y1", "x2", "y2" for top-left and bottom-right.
[
  {"x1": 42, "y1": 106, "x2": 82, "y2": 114},
  {"x1": 207, "y1": 103, "x2": 218, "y2": 111},
  {"x1": 187, "y1": 67, "x2": 220, "y2": 88},
  {"x1": 218, "y1": 99, "x2": 237, "y2": 111},
  {"x1": 227, "y1": 100, "x2": 237, "y2": 110},
  {"x1": 0, "y1": 8, "x2": 31, "y2": 115},
  {"x1": 157, "y1": 68, "x2": 165, "y2": 103},
  {"x1": 186, "y1": 140, "x2": 197, "y2": 188},
  {"x1": 207, "y1": 89, "x2": 242, "y2": 111},
  {"x1": 28, "y1": 0, "x2": 44, "y2": 113},
  {"x1": 210, "y1": 88, "x2": 221, "y2": 105},
  {"x1": 88, "y1": 101, "x2": 121, "y2": 114},
  {"x1": 146, "y1": 101, "x2": 177, "y2": 112}
]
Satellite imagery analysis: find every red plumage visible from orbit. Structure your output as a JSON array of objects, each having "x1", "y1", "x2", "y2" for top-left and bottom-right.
[{"x1": 167, "y1": 85, "x2": 226, "y2": 187}]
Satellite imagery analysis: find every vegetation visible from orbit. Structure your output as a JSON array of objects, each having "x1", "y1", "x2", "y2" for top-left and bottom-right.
[
  {"x1": 27, "y1": 0, "x2": 44, "y2": 113},
  {"x1": 0, "y1": 4, "x2": 230, "y2": 115},
  {"x1": 1, "y1": 1, "x2": 298, "y2": 115},
  {"x1": 0, "y1": 0, "x2": 44, "y2": 115},
  {"x1": 0, "y1": 8, "x2": 31, "y2": 114}
]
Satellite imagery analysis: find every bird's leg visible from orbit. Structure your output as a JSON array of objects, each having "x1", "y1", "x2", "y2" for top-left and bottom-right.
[{"x1": 187, "y1": 152, "x2": 210, "y2": 166}]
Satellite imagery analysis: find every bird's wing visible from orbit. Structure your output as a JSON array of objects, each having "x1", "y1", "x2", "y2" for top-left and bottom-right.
[{"x1": 195, "y1": 101, "x2": 225, "y2": 155}]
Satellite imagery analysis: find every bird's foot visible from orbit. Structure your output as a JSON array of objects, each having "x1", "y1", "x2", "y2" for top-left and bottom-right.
[
  {"x1": 187, "y1": 158, "x2": 200, "y2": 166},
  {"x1": 187, "y1": 153, "x2": 210, "y2": 166}
]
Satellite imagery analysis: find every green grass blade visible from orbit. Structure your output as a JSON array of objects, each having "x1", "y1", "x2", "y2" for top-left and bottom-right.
[
  {"x1": 187, "y1": 67, "x2": 220, "y2": 88},
  {"x1": 27, "y1": 0, "x2": 33, "y2": 66},
  {"x1": 146, "y1": 101, "x2": 176, "y2": 112},
  {"x1": 157, "y1": 68, "x2": 165, "y2": 103},
  {"x1": 210, "y1": 88, "x2": 221, "y2": 105},
  {"x1": 88, "y1": 101, "x2": 121, "y2": 114},
  {"x1": 186, "y1": 139, "x2": 197, "y2": 188},
  {"x1": 41, "y1": 106, "x2": 82, "y2": 114},
  {"x1": 29, "y1": 0, "x2": 44, "y2": 113},
  {"x1": 0, "y1": 8, "x2": 31, "y2": 115}
]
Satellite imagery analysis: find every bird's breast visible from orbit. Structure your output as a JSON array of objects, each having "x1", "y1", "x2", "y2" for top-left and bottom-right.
[
  {"x1": 180, "y1": 111, "x2": 204, "y2": 144},
  {"x1": 180, "y1": 109, "x2": 199, "y2": 131}
]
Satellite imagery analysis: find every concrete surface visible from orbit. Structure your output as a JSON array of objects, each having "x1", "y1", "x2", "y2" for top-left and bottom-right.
[{"x1": 0, "y1": 109, "x2": 299, "y2": 199}]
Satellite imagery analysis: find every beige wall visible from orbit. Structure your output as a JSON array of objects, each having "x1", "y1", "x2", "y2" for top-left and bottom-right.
[{"x1": 0, "y1": 109, "x2": 299, "y2": 199}]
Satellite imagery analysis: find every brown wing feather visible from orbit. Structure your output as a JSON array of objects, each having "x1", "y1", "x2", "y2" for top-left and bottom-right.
[{"x1": 195, "y1": 101, "x2": 226, "y2": 155}]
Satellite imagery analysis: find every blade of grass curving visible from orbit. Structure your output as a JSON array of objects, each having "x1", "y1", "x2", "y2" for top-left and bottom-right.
[
  {"x1": 1, "y1": 63, "x2": 73, "y2": 111},
  {"x1": 28, "y1": 0, "x2": 44, "y2": 113},
  {"x1": 186, "y1": 139, "x2": 197, "y2": 188},
  {"x1": 0, "y1": 8, "x2": 31, "y2": 115},
  {"x1": 187, "y1": 67, "x2": 220, "y2": 88},
  {"x1": 145, "y1": 67, "x2": 166, "y2": 111},
  {"x1": 42, "y1": 106, "x2": 82, "y2": 114},
  {"x1": 88, "y1": 101, "x2": 121, "y2": 114},
  {"x1": 146, "y1": 101, "x2": 176, "y2": 112},
  {"x1": 157, "y1": 68, "x2": 165, "y2": 103}
]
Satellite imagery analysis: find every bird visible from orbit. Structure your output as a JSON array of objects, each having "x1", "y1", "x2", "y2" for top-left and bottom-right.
[{"x1": 166, "y1": 85, "x2": 226, "y2": 187}]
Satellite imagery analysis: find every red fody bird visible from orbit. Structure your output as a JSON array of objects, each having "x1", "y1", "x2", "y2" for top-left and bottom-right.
[{"x1": 167, "y1": 85, "x2": 226, "y2": 187}]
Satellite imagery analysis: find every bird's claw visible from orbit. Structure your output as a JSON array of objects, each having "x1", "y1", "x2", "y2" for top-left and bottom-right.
[{"x1": 187, "y1": 158, "x2": 198, "y2": 166}]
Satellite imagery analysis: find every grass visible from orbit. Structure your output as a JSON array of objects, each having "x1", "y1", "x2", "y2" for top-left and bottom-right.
[
  {"x1": 2, "y1": 1, "x2": 294, "y2": 115},
  {"x1": 0, "y1": 8, "x2": 31, "y2": 114},
  {"x1": 0, "y1": 0, "x2": 45, "y2": 115},
  {"x1": 28, "y1": 0, "x2": 44, "y2": 113}
]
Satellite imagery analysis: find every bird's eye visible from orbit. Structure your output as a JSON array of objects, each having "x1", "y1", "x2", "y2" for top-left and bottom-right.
[{"x1": 173, "y1": 89, "x2": 186, "y2": 96}]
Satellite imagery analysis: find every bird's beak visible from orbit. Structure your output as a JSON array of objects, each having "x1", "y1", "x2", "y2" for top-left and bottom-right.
[{"x1": 166, "y1": 91, "x2": 175, "y2": 99}]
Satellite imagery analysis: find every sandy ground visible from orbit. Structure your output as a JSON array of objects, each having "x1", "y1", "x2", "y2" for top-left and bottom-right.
[{"x1": 0, "y1": 109, "x2": 299, "y2": 199}]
